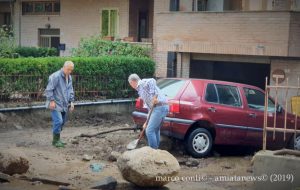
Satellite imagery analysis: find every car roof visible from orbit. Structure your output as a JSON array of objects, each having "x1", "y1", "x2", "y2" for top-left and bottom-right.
[{"x1": 158, "y1": 78, "x2": 265, "y2": 91}]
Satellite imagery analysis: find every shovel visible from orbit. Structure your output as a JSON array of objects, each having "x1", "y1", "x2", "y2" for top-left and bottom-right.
[{"x1": 127, "y1": 106, "x2": 155, "y2": 150}]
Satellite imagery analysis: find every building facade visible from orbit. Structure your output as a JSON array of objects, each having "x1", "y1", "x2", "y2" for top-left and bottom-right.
[
  {"x1": 0, "y1": 0, "x2": 153, "y2": 56},
  {"x1": 153, "y1": 0, "x2": 300, "y2": 109},
  {"x1": 1, "y1": 0, "x2": 300, "y2": 107}
]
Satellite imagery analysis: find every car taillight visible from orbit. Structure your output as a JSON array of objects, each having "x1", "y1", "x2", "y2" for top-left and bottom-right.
[
  {"x1": 169, "y1": 101, "x2": 180, "y2": 113},
  {"x1": 135, "y1": 98, "x2": 143, "y2": 109}
]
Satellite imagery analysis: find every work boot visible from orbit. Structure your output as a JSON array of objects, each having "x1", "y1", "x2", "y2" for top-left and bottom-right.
[
  {"x1": 52, "y1": 134, "x2": 65, "y2": 148},
  {"x1": 57, "y1": 133, "x2": 67, "y2": 145}
]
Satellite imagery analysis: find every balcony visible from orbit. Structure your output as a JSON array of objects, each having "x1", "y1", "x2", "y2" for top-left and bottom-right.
[{"x1": 155, "y1": 11, "x2": 300, "y2": 57}]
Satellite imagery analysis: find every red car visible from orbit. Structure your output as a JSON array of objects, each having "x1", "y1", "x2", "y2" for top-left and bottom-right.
[{"x1": 132, "y1": 78, "x2": 300, "y2": 158}]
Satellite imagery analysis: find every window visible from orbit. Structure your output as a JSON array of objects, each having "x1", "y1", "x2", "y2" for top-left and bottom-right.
[
  {"x1": 216, "y1": 84, "x2": 241, "y2": 107},
  {"x1": 35, "y1": 3, "x2": 45, "y2": 13},
  {"x1": 157, "y1": 79, "x2": 186, "y2": 99},
  {"x1": 101, "y1": 9, "x2": 118, "y2": 37},
  {"x1": 193, "y1": 0, "x2": 207, "y2": 11},
  {"x1": 4, "y1": 13, "x2": 11, "y2": 25},
  {"x1": 243, "y1": 88, "x2": 275, "y2": 112},
  {"x1": 22, "y1": 1, "x2": 60, "y2": 15},
  {"x1": 205, "y1": 83, "x2": 218, "y2": 103},
  {"x1": 45, "y1": 3, "x2": 53, "y2": 12},
  {"x1": 170, "y1": 0, "x2": 180, "y2": 11},
  {"x1": 205, "y1": 83, "x2": 242, "y2": 107},
  {"x1": 39, "y1": 28, "x2": 60, "y2": 55}
]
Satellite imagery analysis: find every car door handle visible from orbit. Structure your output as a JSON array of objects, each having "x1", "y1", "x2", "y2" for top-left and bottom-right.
[
  {"x1": 249, "y1": 113, "x2": 256, "y2": 118},
  {"x1": 208, "y1": 107, "x2": 217, "y2": 112}
]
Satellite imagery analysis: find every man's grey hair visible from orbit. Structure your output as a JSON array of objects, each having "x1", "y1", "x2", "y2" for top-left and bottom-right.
[
  {"x1": 64, "y1": 60, "x2": 74, "y2": 67},
  {"x1": 128, "y1": 73, "x2": 141, "y2": 83}
]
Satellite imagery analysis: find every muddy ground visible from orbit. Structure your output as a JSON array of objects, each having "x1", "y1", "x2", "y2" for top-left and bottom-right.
[{"x1": 0, "y1": 112, "x2": 256, "y2": 190}]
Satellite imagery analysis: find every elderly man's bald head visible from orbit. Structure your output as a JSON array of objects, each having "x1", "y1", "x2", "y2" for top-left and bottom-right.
[{"x1": 63, "y1": 61, "x2": 74, "y2": 76}]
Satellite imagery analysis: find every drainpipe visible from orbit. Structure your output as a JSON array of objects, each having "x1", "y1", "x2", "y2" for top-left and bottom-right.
[
  {"x1": 180, "y1": 52, "x2": 183, "y2": 78},
  {"x1": 0, "y1": 99, "x2": 135, "y2": 112},
  {"x1": 18, "y1": 0, "x2": 21, "y2": 46}
]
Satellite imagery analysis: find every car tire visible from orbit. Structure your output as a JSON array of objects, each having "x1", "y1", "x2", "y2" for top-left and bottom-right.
[
  {"x1": 287, "y1": 134, "x2": 300, "y2": 151},
  {"x1": 185, "y1": 128, "x2": 213, "y2": 158}
]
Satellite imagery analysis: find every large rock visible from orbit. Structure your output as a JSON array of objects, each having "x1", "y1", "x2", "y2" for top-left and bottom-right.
[
  {"x1": 117, "y1": 146, "x2": 180, "y2": 187},
  {"x1": 0, "y1": 150, "x2": 29, "y2": 175}
]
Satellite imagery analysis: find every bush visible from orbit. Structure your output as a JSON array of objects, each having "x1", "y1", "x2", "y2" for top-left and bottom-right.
[
  {"x1": 0, "y1": 26, "x2": 58, "y2": 58},
  {"x1": 0, "y1": 56, "x2": 155, "y2": 100},
  {"x1": 0, "y1": 26, "x2": 17, "y2": 58},
  {"x1": 15, "y1": 47, "x2": 58, "y2": 57},
  {"x1": 72, "y1": 35, "x2": 150, "y2": 58}
]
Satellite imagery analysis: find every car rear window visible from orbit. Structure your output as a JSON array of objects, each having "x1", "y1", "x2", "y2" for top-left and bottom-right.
[{"x1": 157, "y1": 79, "x2": 186, "y2": 99}]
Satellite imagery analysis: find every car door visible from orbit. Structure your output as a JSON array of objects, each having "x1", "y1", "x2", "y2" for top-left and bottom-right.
[
  {"x1": 202, "y1": 83, "x2": 248, "y2": 145},
  {"x1": 242, "y1": 87, "x2": 286, "y2": 148}
]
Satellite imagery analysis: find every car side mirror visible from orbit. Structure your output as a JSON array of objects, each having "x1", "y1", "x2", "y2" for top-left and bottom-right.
[{"x1": 276, "y1": 105, "x2": 283, "y2": 113}]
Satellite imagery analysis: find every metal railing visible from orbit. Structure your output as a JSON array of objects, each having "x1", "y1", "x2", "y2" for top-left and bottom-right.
[
  {"x1": 263, "y1": 76, "x2": 300, "y2": 150},
  {"x1": 0, "y1": 75, "x2": 135, "y2": 103}
]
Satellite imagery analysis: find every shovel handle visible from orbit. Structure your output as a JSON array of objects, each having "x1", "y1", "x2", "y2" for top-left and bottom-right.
[{"x1": 138, "y1": 105, "x2": 155, "y2": 140}]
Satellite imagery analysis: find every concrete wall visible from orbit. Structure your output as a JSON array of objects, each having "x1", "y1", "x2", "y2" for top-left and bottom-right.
[
  {"x1": 253, "y1": 150, "x2": 300, "y2": 190},
  {"x1": 270, "y1": 59, "x2": 300, "y2": 112},
  {"x1": 0, "y1": 101, "x2": 135, "y2": 129},
  {"x1": 14, "y1": 0, "x2": 130, "y2": 56}
]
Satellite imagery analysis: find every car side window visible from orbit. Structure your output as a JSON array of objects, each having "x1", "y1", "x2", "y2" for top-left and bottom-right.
[
  {"x1": 205, "y1": 83, "x2": 218, "y2": 103},
  {"x1": 215, "y1": 84, "x2": 242, "y2": 107},
  {"x1": 205, "y1": 83, "x2": 241, "y2": 107},
  {"x1": 243, "y1": 88, "x2": 275, "y2": 111}
]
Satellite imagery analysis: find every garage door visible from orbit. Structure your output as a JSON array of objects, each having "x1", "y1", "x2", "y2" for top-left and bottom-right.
[{"x1": 190, "y1": 60, "x2": 270, "y2": 89}]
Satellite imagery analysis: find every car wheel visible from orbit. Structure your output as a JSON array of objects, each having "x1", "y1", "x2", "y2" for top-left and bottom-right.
[
  {"x1": 293, "y1": 135, "x2": 300, "y2": 151},
  {"x1": 185, "y1": 128, "x2": 213, "y2": 158},
  {"x1": 287, "y1": 134, "x2": 300, "y2": 150}
]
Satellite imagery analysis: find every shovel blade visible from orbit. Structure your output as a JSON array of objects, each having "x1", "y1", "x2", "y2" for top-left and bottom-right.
[{"x1": 127, "y1": 139, "x2": 139, "y2": 150}]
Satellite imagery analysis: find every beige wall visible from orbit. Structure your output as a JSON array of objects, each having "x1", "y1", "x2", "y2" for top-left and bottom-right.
[
  {"x1": 14, "y1": 0, "x2": 129, "y2": 56},
  {"x1": 288, "y1": 12, "x2": 300, "y2": 57},
  {"x1": 152, "y1": 0, "x2": 169, "y2": 77},
  {"x1": 176, "y1": 52, "x2": 190, "y2": 78},
  {"x1": 153, "y1": 0, "x2": 300, "y2": 78},
  {"x1": 155, "y1": 11, "x2": 299, "y2": 57}
]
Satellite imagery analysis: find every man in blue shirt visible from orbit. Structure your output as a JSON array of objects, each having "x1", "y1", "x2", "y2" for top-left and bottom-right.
[
  {"x1": 45, "y1": 61, "x2": 75, "y2": 148},
  {"x1": 128, "y1": 74, "x2": 169, "y2": 149}
]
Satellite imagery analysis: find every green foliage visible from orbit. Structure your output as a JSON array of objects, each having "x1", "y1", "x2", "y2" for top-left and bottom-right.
[
  {"x1": 0, "y1": 26, "x2": 58, "y2": 58},
  {"x1": 0, "y1": 56, "x2": 155, "y2": 100},
  {"x1": 0, "y1": 26, "x2": 17, "y2": 58},
  {"x1": 72, "y1": 35, "x2": 150, "y2": 58},
  {"x1": 15, "y1": 47, "x2": 58, "y2": 57}
]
